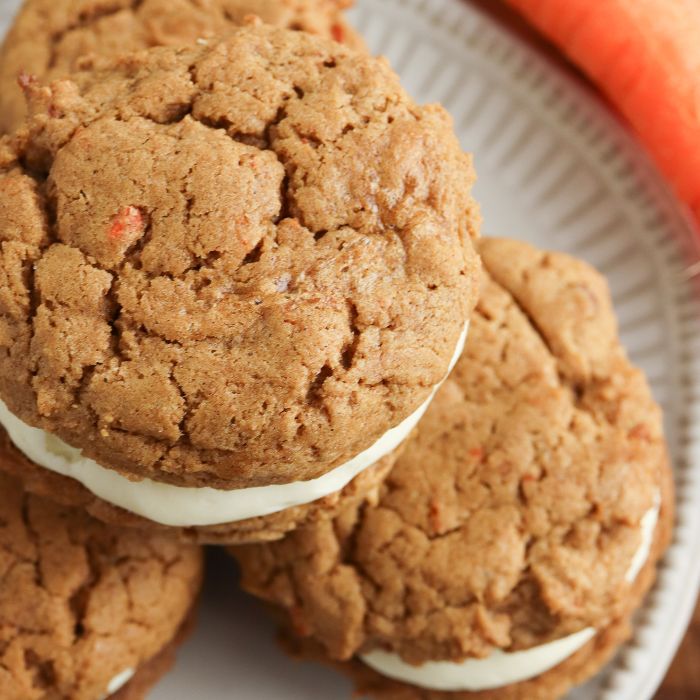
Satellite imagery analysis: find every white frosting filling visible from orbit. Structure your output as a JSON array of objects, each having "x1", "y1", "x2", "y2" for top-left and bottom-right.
[
  {"x1": 624, "y1": 495, "x2": 661, "y2": 584},
  {"x1": 360, "y1": 494, "x2": 661, "y2": 692},
  {"x1": 99, "y1": 668, "x2": 135, "y2": 699},
  {"x1": 0, "y1": 325, "x2": 468, "y2": 528},
  {"x1": 361, "y1": 629, "x2": 598, "y2": 693}
]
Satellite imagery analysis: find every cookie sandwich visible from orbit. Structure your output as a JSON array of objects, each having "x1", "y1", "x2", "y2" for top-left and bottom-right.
[
  {"x1": 0, "y1": 25, "x2": 480, "y2": 543},
  {"x1": 234, "y1": 238, "x2": 673, "y2": 699},
  {"x1": 0, "y1": 0, "x2": 363, "y2": 134},
  {"x1": 0, "y1": 471, "x2": 203, "y2": 700}
]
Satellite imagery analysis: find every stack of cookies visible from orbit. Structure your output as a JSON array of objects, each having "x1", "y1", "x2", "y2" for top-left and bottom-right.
[{"x1": 0, "y1": 1, "x2": 674, "y2": 699}]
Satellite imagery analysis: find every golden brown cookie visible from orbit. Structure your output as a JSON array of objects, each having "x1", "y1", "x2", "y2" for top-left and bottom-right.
[
  {"x1": 0, "y1": 471, "x2": 203, "y2": 700},
  {"x1": 0, "y1": 25, "x2": 480, "y2": 543},
  {"x1": 0, "y1": 0, "x2": 364, "y2": 134},
  {"x1": 233, "y1": 238, "x2": 673, "y2": 699}
]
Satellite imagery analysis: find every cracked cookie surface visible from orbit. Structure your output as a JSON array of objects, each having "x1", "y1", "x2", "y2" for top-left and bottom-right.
[
  {"x1": 234, "y1": 238, "x2": 671, "y2": 675},
  {"x1": 0, "y1": 25, "x2": 481, "y2": 489},
  {"x1": 0, "y1": 471, "x2": 203, "y2": 700},
  {"x1": 0, "y1": 0, "x2": 364, "y2": 134}
]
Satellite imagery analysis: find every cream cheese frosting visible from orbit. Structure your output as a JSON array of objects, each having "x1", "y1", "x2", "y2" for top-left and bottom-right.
[
  {"x1": 99, "y1": 668, "x2": 134, "y2": 699},
  {"x1": 360, "y1": 494, "x2": 661, "y2": 692},
  {"x1": 0, "y1": 325, "x2": 468, "y2": 528},
  {"x1": 361, "y1": 629, "x2": 598, "y2": 693}
]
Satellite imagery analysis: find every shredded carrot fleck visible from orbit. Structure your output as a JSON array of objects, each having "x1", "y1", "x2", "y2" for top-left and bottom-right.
[
  {"x1": 429, "y1": 500, "x2": 443, "y2": 534},
  {"x1": 468, "y1": 447, "x2": 484, "y2": 461},
  {"x1": 628, "y1": 423, "x2": 651, "y2": 441},
  {"x1": 17, "y1": 71, "x2": 37, "y2": 90},
  {"x1": 331, "y1": 23, "x2": 345, "y2": 43},
  {"x1": 109, "y1": 206, "x2": 144, "y2": 241}
]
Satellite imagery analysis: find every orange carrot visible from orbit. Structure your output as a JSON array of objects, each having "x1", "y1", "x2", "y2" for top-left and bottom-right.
[{"x1": 505, "y1": 0, "x2": 700, "y2": 224}]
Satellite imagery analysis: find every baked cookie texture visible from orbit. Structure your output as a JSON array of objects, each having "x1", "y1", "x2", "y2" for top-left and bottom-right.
[
  {"x1": 234, "y1": 238, "x2": 673, "y2": 698},
  {"x1": 0, "y1": 471, "x2": 203, "y2": 700},
  {"x1": 0, "y1": 427, "x2": 398, "y2": 544},
  {"x1": 0, "y1": 0, "x2": 364, "y2": 134},
  {"x1": 0, "y1": 25, "x2": 480, "y2": 491}
]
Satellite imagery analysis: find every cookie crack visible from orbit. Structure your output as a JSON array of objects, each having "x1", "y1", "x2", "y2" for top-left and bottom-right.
[
  {"x1": 25, "y1": 184, "x2": 59, "y2": 401},
  {"x1": 18, "y1": 495, "x2": 42, "y2": 589},
  {"x1": 66, "y1": 541, "x2": 102, "y2": 642},
  {"x1": 341, "y1": 300, "x2": 361, "y2": 371},
  {"x1": 46, "y1": 0, "x2": 145, "y2": 71},
  {"x1": 169, "y1": 366, "x2": 192, "y2": 447}
]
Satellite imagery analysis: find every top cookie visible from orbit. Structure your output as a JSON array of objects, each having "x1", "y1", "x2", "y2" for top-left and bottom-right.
[
  {"x1": 235, "y1": 238, "x2": 667, "y2": 665},
  {"x1": 0, "y1": 25, "x2": 480, "y2": 489},
  {"x1": 0, "y1": 0, "x2": 363, "y2": 133}
]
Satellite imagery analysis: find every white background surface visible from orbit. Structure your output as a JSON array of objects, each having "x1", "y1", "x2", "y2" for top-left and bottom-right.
[{"x1": 2, "y1": 0, "x2": 700, "y2": 698}]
